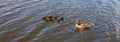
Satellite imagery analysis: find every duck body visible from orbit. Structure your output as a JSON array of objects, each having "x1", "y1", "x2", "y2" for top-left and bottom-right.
[{"x1": 75, "y1": 20, "x2": 90, "y2": 30}]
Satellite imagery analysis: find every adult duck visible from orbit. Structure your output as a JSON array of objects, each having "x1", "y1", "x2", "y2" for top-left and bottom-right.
[{"x1": 75, "y1": 20, "x2": 90, "y2": 30}]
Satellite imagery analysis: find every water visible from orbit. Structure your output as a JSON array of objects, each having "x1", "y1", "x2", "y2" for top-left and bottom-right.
[{"x1": 0, "y1": 0, "x2": 120, "y2": 42}]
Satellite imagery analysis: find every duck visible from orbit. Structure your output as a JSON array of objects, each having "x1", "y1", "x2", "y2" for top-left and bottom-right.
[
  {"x1": 42, "y1": 15, "x2": 64, "y2": 22},
  {"x1": 75, "y1": 20, "x2": 90, "y2": 30},
  {"x1": 42, "y1": 15, "x2": 57, "y2": 21},
  {"x1": 57, "y1": 17, "x2": 64, "y2": 22}
]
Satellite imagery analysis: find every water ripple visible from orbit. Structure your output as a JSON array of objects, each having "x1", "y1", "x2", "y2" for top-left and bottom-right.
[{"x1": 0, "y1": 0, "x2": 120, "y2": 42}]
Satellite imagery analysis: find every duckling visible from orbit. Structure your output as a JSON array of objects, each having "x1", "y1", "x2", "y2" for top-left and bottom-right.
[
  {"x1": 51, "y1": 15, "x2": 58, "y2": 21},
  {"x1": 42, "y1": 15, "x2": 56, "y2": 21},
  {"x1": 57, "y1": 17, "x2": 64, "y2": 22},
  {"x1": 75, "y1": 20, "x2": 90, "y2": 30},
  {"x1": 42, "y1": 15, "x2": 63, "y2": 22}
]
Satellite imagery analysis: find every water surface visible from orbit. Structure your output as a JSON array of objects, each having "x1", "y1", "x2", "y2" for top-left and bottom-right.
[{"x1": 0, "y1": 0, "x2": 120, "y2": 42}]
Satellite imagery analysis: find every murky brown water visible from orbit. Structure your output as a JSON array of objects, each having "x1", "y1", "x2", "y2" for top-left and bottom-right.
[{"x1": 0, "y1": 0, "x2": 120, "y2": 42}]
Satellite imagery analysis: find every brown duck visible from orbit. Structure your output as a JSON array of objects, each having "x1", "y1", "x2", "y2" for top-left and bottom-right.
[{"x1": 75, "y1": 20, "x2": 90, "y2": 30}]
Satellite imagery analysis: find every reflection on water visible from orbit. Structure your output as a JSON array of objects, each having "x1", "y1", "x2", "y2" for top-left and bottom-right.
[
  {"x1": 75, "y1": 28, "x2": 90, "y2": 32},
  {"x1": 0, "y1": 0, "x2": 120, "y2": 42}
]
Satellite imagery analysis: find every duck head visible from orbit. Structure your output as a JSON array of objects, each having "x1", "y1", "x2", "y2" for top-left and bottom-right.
[{"x1": 75, "y1": 20, "x2": 81, "y2": 25}]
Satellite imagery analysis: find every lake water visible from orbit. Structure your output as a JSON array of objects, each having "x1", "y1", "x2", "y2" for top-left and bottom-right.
[{"x1": 0, "y1": 0, "x2": 120, "y2": 42}]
